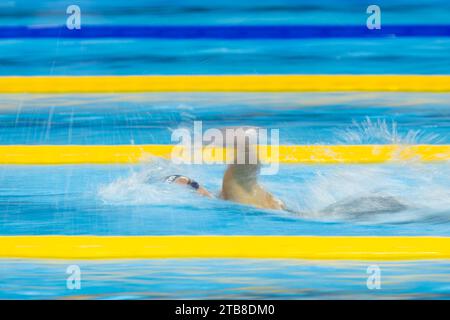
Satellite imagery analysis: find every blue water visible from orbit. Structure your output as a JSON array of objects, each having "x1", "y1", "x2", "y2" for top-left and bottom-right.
[
  {"x1": 0, "y1": 0, "x2": 450, "y2": 75},
  {"x1": 2, "y1": 37, "x2": 450, "y2": 75},
  {"x1": 1, "y1": 163, "x2": 450, "y2": 236},
  {"x1": 1, "y1": 0, "x2": 450, "y2": 26},
  {"x1": 1, "y1": 259, "x2": 450, "y2": 299},
  {"x1": 1, "y1": 0, "x2": 450, "y2": 299},
  {"x1": 0, "y1": 93, "x2": 449, "y2": 237},
  {"x1": 0, "y1": 93, "x2": 449, "y2": 145}
]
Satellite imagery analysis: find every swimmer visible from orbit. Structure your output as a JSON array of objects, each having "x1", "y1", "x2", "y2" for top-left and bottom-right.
[
  {"x1": 164, "y1": 169, "x2": 407, "y2": 216},
  {"x1": 164, "y1": 128, "x2": 286, "y2": 210},
  {"x1": 164, "y1": 162, "x2": 285, "y2": 211},
  {"x1": 163, "y1": 127, "x2": 405, "y2": 215}
]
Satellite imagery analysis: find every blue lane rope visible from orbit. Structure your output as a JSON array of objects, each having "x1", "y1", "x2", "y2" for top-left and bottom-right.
[{"x1": 0, "y1": 25, "x2": 449, "y2": 39}]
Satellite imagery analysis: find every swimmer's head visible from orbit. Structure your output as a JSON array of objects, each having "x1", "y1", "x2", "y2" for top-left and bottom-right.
[
  {"x1": 165, "y1": 175, "x2": 199, "y2": 189},
  {"x1": 164, "y1": 175, "x2": 212, "y2": 197}
]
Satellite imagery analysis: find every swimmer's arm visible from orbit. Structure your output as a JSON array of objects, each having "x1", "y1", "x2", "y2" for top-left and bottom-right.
[
  {"x1": 265, "y1": 192, "x2": 287, "y2": 211},
  {"x1": 197, "y1": 186, "x2": 214, "y2": 198}
]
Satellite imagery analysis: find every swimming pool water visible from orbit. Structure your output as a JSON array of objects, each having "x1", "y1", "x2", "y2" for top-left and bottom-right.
[
  {"x1": 0, "y1": 92, "x2": 449, "y2": 299},
  {"x1": 2, "y1": 259, "x2": 450, "y2": 299},
  {"x1": 1, "y1": 0, "x2": 450, "y2": 75},
  {"x1": 1, "y1": 0, "x2": 450, "y2": 300},
  {"x1": 0, "y1": 93, "x2": 449, "y2": 234},
  {"x1": 0, "y1": 93, "x2": 449, "y2": 145}
]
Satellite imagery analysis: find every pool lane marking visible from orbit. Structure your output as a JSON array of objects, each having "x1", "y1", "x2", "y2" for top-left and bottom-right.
[
  {"x1": 0, "y1": 145, "x2": 449, "y2": 165},
  {"x1": 1, "y1": 236, "x2": 449, "y2": 260},
  {"x1": 1, "y1": 75, "x2": 450, "y2": 93},
  {"x1": 1, "y1": 25, "x2": 450, "y2": 39}
]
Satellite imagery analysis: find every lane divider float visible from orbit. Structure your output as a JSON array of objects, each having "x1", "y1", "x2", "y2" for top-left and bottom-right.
[
  {"x1": 0, "y1": 144, "x2": 449, "y2": 165},
  {"x1": 1, "y1": 75, "x2": 450, "y2": 93},
  {"x1": 1, "y1": 236, "x2": 449, "y2": 260}
]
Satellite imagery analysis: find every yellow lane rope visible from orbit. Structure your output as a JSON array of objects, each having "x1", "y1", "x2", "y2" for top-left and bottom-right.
[
  {"x1": 1, "y1": 236, "x2": 449, "y2": 260},
  {"x1": 0, "y1": 75, "x2": 450, "y2": 93},
  {"x1": 0, "y1": 145, "x2": 449, "y2": 165}
]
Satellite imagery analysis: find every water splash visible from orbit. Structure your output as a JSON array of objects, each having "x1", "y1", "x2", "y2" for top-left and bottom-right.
[
  {"x1": 281, "y1": 118, "x2": 450, "y2": 224},
  {"x1": 335, "y1": 117, "x2": 442, "y2": 145},
  {"x1": 99, "y1": 159, "x2": 179, "y2": 205},
  {"x1": 280, "y1": 163, "x2": 450, "y2": 224},
  {"x1": 98, "y1": 158, "x2": 221, "y2": 207}
]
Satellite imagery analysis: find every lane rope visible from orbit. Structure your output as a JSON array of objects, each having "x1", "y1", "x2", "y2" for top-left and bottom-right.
[
  {"x1": 1, "y1": 236, "x2": 449, "y2": 260},
  {"x1": 0, "y1": 145, "x2": 449, "y2": 165},
  {"x1": 1, "y1": 25, "x2": 450, "y2": 39},
  {"x1": 1, "y1": 75, "x2": 450, "y2": 93}
]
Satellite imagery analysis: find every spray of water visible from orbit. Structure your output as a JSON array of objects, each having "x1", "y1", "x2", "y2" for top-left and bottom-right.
[
  {"x1": 281, "y1": 118, "x2": 450, "y2": 223},
  {"x1": 98, "y1": 158, "x2": 220, "y2": 208},
  {"x1": 335, "y1": 117, "x2": 443, "y2": 145}
]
